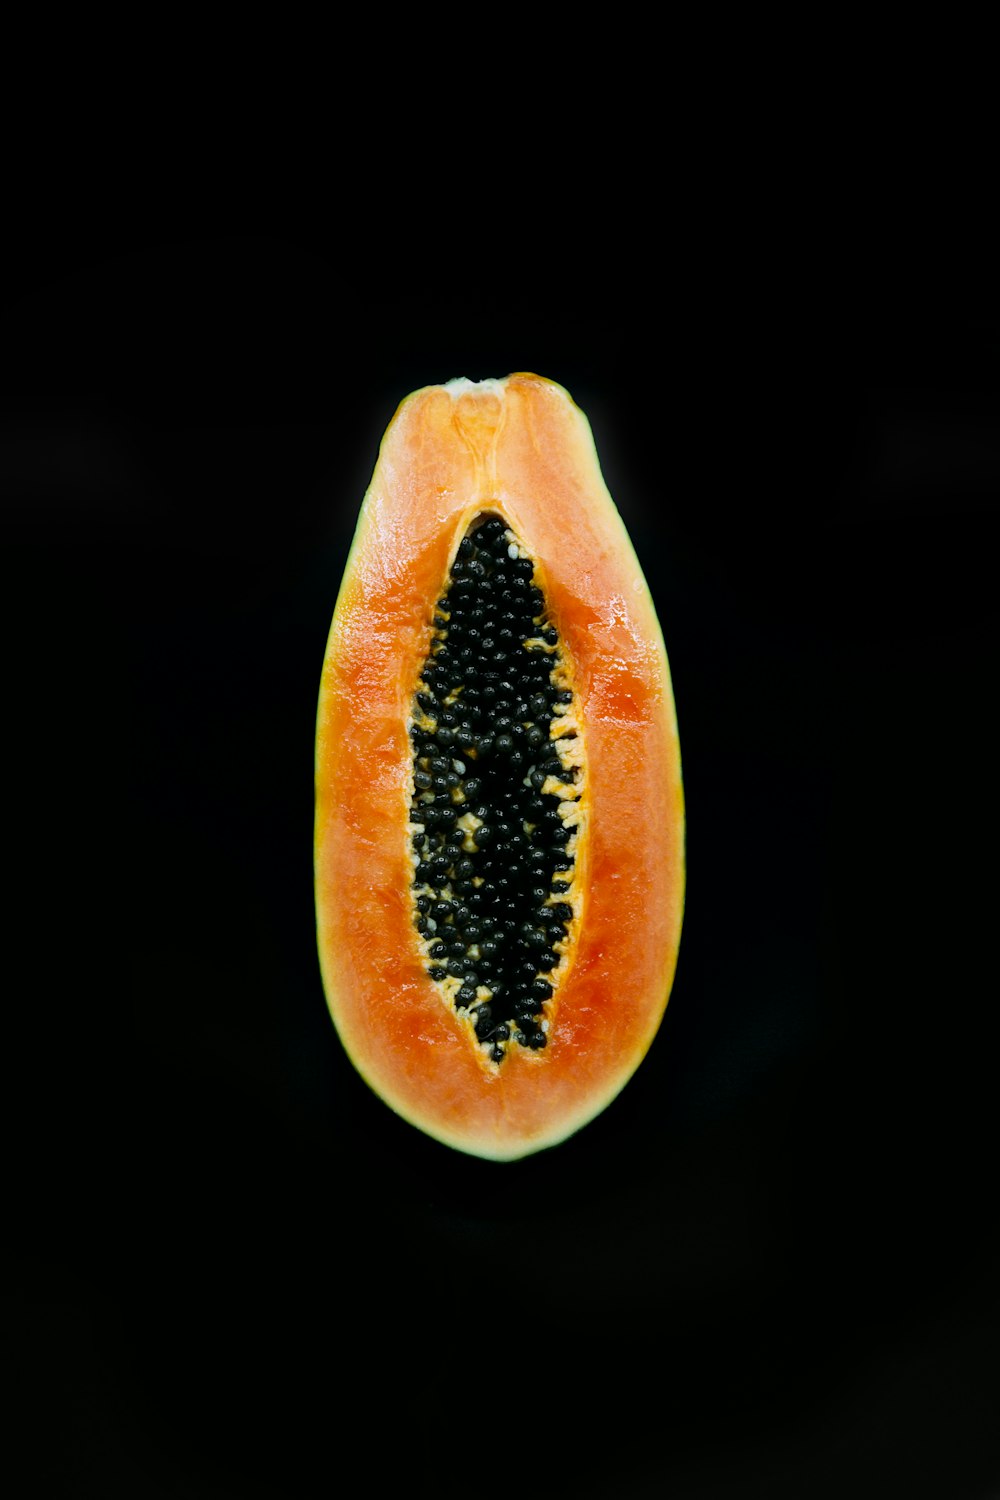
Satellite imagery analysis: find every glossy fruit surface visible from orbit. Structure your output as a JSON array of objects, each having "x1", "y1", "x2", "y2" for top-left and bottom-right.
[{"x1": 315, "y1": 373, "x2": 684, "y2": 1159}]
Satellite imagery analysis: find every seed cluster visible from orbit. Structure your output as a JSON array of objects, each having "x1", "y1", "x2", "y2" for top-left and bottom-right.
[{"x1": 409, "y1": 513, "x2": 583, "y2": 1063}]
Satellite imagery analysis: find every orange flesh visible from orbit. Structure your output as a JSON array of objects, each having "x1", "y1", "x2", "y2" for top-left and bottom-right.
[{"x1": 315, "y1": 374, "x2": 685, "y2": 1159}]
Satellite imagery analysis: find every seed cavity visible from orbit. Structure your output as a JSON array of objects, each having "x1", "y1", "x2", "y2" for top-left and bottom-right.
[{"x1": 408, "y1": 512, "x2": 585, "y2": 1064}]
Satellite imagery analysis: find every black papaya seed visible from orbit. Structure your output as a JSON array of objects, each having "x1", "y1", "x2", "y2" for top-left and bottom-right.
[{"x1": 407, "y1": 511, "x2": 583, "y2": 1064}]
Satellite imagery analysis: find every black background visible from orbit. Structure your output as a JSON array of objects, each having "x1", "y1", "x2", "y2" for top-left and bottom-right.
[{"x1": 4, "y1": 237, "x2": 998, "y2": 1496}]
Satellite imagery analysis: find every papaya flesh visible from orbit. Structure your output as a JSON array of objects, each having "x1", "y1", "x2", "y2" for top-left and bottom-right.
[{"x1": 315, "y1": 373, "x2": 684, "y2": 1160}]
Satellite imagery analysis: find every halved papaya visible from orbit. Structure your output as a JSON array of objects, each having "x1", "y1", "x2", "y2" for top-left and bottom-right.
[{"x1": 315, "y1": 373, "x2": 684, "y2": 1160}]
